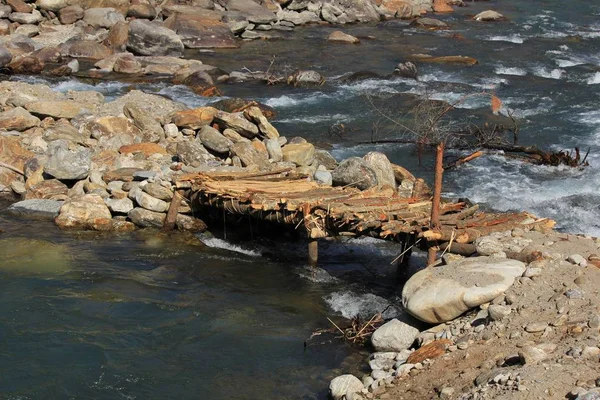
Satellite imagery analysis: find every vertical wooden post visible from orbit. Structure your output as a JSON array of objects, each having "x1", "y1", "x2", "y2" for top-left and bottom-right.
[
  {"x1": 430, "y1": 142, "x2": 445, "y2": 231},
  {"x1": 427, "y1": 246, "x2": 437, "y2": 267},
  {"x1": 308, "y1": 239, "x2": 318, "y2": 267},
  {"x1": 163, "y1": 190, "x2": 183, "y2": 231}
]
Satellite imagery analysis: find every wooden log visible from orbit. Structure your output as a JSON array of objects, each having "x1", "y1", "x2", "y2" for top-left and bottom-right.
[
  {"x1": 444, "y1": 150, "x2": 484, "y2": 170},
  {"x1": 163, "y1": 190, "x2": 184, "y2": 231},
  {"x1": 439, "y1": 241, "x2": 476, "y2": 256}
]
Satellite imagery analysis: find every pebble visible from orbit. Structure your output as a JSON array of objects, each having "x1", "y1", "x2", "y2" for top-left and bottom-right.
[
  {"x1": 440, "y1": 387, "x2": 455, "y2": 399},
  {"x1": 488, "y1": 305, "x2": 512, "y2": 321},
  {"x1": 371, "y1": 370, "x2": 388, "y2": 380},
  {"x1": 589, "y1": 315, "x2": 600, "y2": 329},
  {"x1": 525, "y1": 322, "x2": 548, "y2": 333},
  {"x1": 523, "y1": 267, "x2": 542, "y2": 278},
  {"x1": 568, "y1": 254, "x2": 588, "y2": 267},
  {"x1": 566, "y1": 288, "x2": 584, "y2": 299},
  {"x1": 457, "y1": 341, "x2": 470, "y2": 350}
]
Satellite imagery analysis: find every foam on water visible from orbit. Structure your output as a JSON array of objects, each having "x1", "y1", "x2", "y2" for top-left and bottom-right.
[
  {"x1": 297, "y1": 266, "x2": 340, "y2": 283},
  {"x1": 532, "y1": 67, "x2": 565, "y2": 80},
  {"x1": 587, "y1": 72, "x2": 600, "y2": 85},
  {"x1": 265, "y1": 92, "x2": 333, "y2": 108},
  {"x1": 486, "y1": 35, "x2": 524, "y2": 44},
  {"x1": 555, "y1": 58, "x2": 585, "y2": 67},
  {"x1": 200, "y1": 237, "x2": 261, "y2": 257},
  {"x1": 325, "y1": 291, "x2": 401, "y2": 319},
  {"x1": 276, "y1": 113, "x2": 352, "y2": 124},
  {"x1": 495, "y1": 66, "x2": 528, "y2": 76},
  {"x1": 157, "y1": 85, "x2": 218, "y2": 108}
]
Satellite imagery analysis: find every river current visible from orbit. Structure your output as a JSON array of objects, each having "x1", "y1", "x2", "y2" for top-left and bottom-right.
[{"x1": 2, "y1": 0, "x2": 600, "y2": 398}]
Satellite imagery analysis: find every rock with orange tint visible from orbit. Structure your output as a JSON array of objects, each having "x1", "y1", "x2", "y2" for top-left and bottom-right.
[
  {"x1": 379, "y1": 0, "x2": 421, "y2": 19},
  {"x1": 433, "y1": 0, "x2": 453, "y2": 13},
  {"x1": 170, "y1": 107, "x2": 218, "y2": 129},
  {"x1": 407, "y1": 339, "x2": 452, "y2": 364},
  {"x1": 55, "y1": 194, "x2": 113, "y2": 231},
  {"x1": 0, "y1": 136, "x2": 34, "y2": 186},
  {"x1": 24, "y1": 179, "x2": 69, "y2": 201},
  {"x1": 119, "y1": 143, "x2": 167, "y2": 157}
]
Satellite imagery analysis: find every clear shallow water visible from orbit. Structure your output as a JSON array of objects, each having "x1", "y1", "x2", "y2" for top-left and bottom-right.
[{"x1": 4, "y1": 0, "x2": 600, "y2": 397}]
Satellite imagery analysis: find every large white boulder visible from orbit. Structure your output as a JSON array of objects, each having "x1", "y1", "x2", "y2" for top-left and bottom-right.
[
  {"x1": 329, "y1": 374, "x2": 363, "y2": 400},
  {"x1": 370, "y1": 318, "x2": 419, "y2": 352},
  {"x1": 402, "y1": 257, "x2": 526, "y2": 323}
]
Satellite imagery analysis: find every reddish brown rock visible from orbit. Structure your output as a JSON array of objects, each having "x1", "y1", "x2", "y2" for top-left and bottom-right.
[
  {"x1": 7, "y1": 55, "x2": 44, "y2": 74},
  {"x1": 59, "y1": 5, "x2": 84, "y2": 24},
  {"x1": 60, "y1": 40, "x2": 113, "y2": 60},
  {"x1": 433, "y1": 0, "x2": 453, "y2": 13},
  {"x1": 7, "y1": 0, "x2": 32, "y2": 13},
  {"x1": 24, "y1": 179, "x2": 69, "y2": 201},
  {"x1": 0, "y1": 136, "x2": 33, "y2": 187},
  {"x1": 104, "y1": 21, "x2": 128, "y2": 51},
  {"x1": 170, "y1": 106, "x2": 217, "y2": 129},
  {"x1": 407, "y1": 339, "x2": 453, "y2": 364}
]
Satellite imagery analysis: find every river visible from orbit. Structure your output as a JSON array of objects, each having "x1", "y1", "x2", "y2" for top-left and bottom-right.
[{"x1": 1, "y1": 0, "x2": 600, "y2": 398}]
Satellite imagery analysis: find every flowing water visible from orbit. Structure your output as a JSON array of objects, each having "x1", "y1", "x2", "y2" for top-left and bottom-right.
[{"x1": 3, "y1": 0, "x2": 600, "y2": 398}]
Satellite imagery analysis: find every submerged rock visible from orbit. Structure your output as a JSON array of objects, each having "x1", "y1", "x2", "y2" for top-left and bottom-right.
[
  {"x1": 0, "y1": 237, "x2": 72, "y2": 275},
  {"x1": 7, "y1": 199, "x2": 63, "y2": 219}
]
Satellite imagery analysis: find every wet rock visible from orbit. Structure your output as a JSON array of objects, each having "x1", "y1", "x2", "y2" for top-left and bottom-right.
[
  {"x1": 83, "y1": 7, "x2": 125, "y2": 28},
  {"x1": 329, "y1": 374, "x2": 363, "y2": 400},
  {"x1": 328, "y1": 30, "x2": 360, "y2": 43},
  {"x1": 104, "y1": 197, "x2": 133, "y2": 214},
  {"x1": 363, "y1": 151, "x2": 396, "y2": 188},
  {"x1": 332, "y1": 157, "x2": 378, "y2": 190},
  {"x1": 211, "y1": 98, "x2": 276, "y2": 120},
  {"x1": 287, "y1": 70, "x2": 325, "y2": 87},
  {"x1": 230, "y1": 141, "x2": 269, "y2": 169},
  {"x1": 123, "y1": 102, "x2": 164, "y2": 142},
  {"x1": 411, "y1": 17, "x2": 448, "y2": 29},
  {"x1": 128, "y1": 207, "x2": 165, "y2": 228},
  {"x1": 163, "y1": 14, "x2": 237, "y2": 49},
  {"x1": 7, "y1": 55, "x2": 44, "y2": 75},
  {"x1": 371, "y1": 319, "x2": 419, "y2": 352},
  {"x1": 408, "y1": 54, "x2": 478, "y2": 65},
  {"x1": 213, "y1": 111, "x2": 259, "y2": 138},
  {"x1": 55, "y1": 194, "x2": 113, "y2": 231},
  {"x1": 0, "y1": 46, "x2": 12, "y2": 68},
  {"x1": 44, "y1": 142, "x2": 91, "y2": 181},
  {"x1": 127, "y1": 19, "x2": 184, "y2": 56},
  {"x1": 394, "y1": 61, "x2": 418, "y2": 79},
  {"x1": 170, "y1": 107, "x2": 218, "y2": 129},
  {"x1": 282, "y1": 142, "x2": 315, "y2": 166},
  {"x1": 474, "y1": 10, "x2": 505, "y2": 22},
  {"x1": 176, "y1": 214, "x2": 207, "y2": 232},
  {"x1": 7, "y1": 199, "x2": 63, "y2": 219},
  {"x1": 0, "y1": 107, "x2": 40, "y2": 131},
  {"x1": 59, "y1": 5, "x2": 84, "y2": 24},
  {"x1": 199, "y1": 125, "x2": 233, "y2": 154},
  {"x1": 243, "y1": 106, "x2": 279, "y2": 139},
  {"x1": 402, "y1": 257, "x2": 526, "y2": 323}
]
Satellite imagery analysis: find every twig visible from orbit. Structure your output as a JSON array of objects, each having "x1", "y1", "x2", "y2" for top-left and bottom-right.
[
  {"x1": 390, "y1": 238, "x2": 422, "y2": 264},
  {"x1": 0, "y1": 161, "x2": 25, "y2": 176},
  {"x1": 327, "y1": 317, "x2": 346, "y2": 336}
]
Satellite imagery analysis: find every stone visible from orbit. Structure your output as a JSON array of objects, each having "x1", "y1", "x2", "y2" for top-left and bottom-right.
[
  {"x1": 315, "y1": 149, "x2": 338, "y2": 170},
  {"x1": 24, "y1": 179, "x2": 68, "y2": 200},
  {"x1": 402, "y1": 257, "x2": 526, "y2": 323},
  {"x1": 25, "y1": 101, "x2": 89, "y2": 119},
  {"x1": 369, "y1": 357, "x2": 396, "y2": 371},
  {"x1": 59, "y1": 5, "x2": 84, "y2": 24},
  {"x1": 83, "y1": 7, "x2": 125, "y2": 28},
  {"x1": 524, "y1": 322, "x2": 548, "y2": 333},
  {"x1": 7, "y1": 56, "x2": 44, "y2": 75},
  {"x1": 363, "y1": 152, "x2": 396, "y2": 188},
  {"x1": 7, "y1": 0, "x2": 32, "y2": 13},
  {"x1": 36, "y1": 0, "x2": 68, "y2": 12},
  {"x1": 328, "y1": 30, "x2": 360, "y2": 44},
  {"x1": 104, "y1": 197, "x2": 133, "y2": 214},
  {"x1": 332, "y1": 157, "x2": 378, "y2": 190},
  {"x1": 371, "y1": 319, "x2": 419, "y2": 352},
  {"x1": 230, "y1": 141, "x2": 269, "y2": 169},
  {"x1": 568, "y1": 254, "x2": 587, "y2": 267},
  {"x1": 55, "y1": 194, "x2": 113, "y2": 231},
  {"x1": 135, "y1": 188, "x2": 169, "y2": 213},
  {"x1": 198, "y1": 125, "x2": 233, "y2": 154},
  {"x1": 143, "y1": 183, "x2": 173, "y2": 201},
  {"x1": 128, "y1": 207, "x2": 165, "y2": 228},
  {"x1": 170, "y1": 107, "x2": 218, "y2": 129},
  {"x1": 127, "y1": 3, "x2": 157, "y2": 19},
  {"x1": 0, "y1": 107, "x2": 40, "y2": 131},
  {"x1": 582, "y1": 346, "x2": 600, "y2": 359},
  {"x1": 213, "y1": 111, "x2": 259, "y2": 138},
  {"x1": 411, "y1": 17, "x2": 448, "y2": 29},
  {"x1": 474, "y1": 10, "x2": 505, "y2": 22},
  {"x1": 9, "y1": 10, "x2": 43, "y2": 25},
  {"x1": 518, "y1": 343, "x2": 556, "y2": 365},
  {"x1": 264, "y1": 139, "x2": 283, "y2": 162},
  {"x1": 0, "y1": 47, "x2": 12, "y2": 68},
  {"x1": 282, "y1": 143, "x2": 315, "y2": 167},
  {"x1": 44, "y1": 143, "x2": 91, "y2": 181},
  {"x1": 488, "y1": 304, "x2": 511, "y2": 321},
  {"x1": 394, "y1": 61, "x2": 418, "y2": 79},
  {"x1": 406, "y1": 339, "x2": 452, "y2": 364},
  {"x1": 243, "y1": 107, "x2": 279, "y2": 139},
  {"x1": 475, "y1": 236, "x2": 505, "y2": 256},
  {"x1": 113, "y1": 54, "x2": 142, "y2": 74},
  {"x1": 277, "y1": 9, "x2": 320, "y2": 25},
  {"x1": 119, "y1": 143, "x2": 167, "y2": 157},
  {"x1": 227, "y1": 0, "x2": 276, "y2": 24},
  {"x1": 210, "y1": 98, "x2": 276, "y2": 120},
  {"x1": 287, "y1": 70, "x2": 325, "y2": 87},
  {"x1": 59, "y1": 40, "x2": 113, "y2": 61},
  {"x1": 176, "y1": 214, "x2": 207, "y2": 232},
  {"x1": 123, "y1": 102, "x2": 164, "y2": 142},
  {"x1": 6, "y1": 199, "x2": 63, "y2": 219},
  {"x1": 314, "y1": 170, "x2": 332, "y2": 186},
  {"x1": 329, "y1": 374, "x2": 363, "y2": 400},
  {"x1": 176, "y1": 140, "x2": 214, "y2": 167},
  {"x1": 127, "y1": 19, "x2": 184, "y2": 57},
  {"x1": 163, "y1": 14, "x2": 237, "y2": 49}
]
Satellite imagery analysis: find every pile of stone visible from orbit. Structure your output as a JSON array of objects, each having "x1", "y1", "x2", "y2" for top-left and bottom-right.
[{"x1": 0, "y1": 80, "x2": 408, "y2": 232}]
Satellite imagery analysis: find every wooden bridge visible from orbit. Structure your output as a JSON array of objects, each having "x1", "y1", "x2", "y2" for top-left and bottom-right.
[{"x1": 175, "y1": 168, "x2": 554, "y2": 265}]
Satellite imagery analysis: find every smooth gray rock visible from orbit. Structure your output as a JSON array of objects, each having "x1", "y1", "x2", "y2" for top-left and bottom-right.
[
  {"x1": 198, "y1": 125, "x2": 233, "y2": 154},
  {"x1": 9, "y1": 10, "x2": 43, "y2": 24},
  {"x1": 329, "y1": 374, "x2": 363, "y2": 400},
  {"x1": 123, "y1": 102, "x2": 164, "y2": 142},
  {"x1": 332, "y1": 157, "x2": 378, "y2": 190},
  {"x1": 128, "y1": 207, "x2": 165, "y2": 228},
  {"x1": 287, "y1": 70, "x2": 325, "y2": 87},
  {"x1": 264, "y1": 138, "x2": 283, "y2": 162},
  {"x1": 143, "y1": 182, "x2": 173, "y2": 201},
  {"x1": 474, "y1": 10, "x2": 505, "y2": 21},
  {"x1": 176, "y1": 140, "x2": 214, "y2": 167},
  {"x1": 6, "y1": 199, "x2": 63, "y2": 219},
  {"x1": 127, "y1": 19, "x2": 184, "y2": 57},
  {"x1": 83, "y1": 7, "x2": 124, "y2": 29},
  {"x1": 44, "y1": 142, "x2": 91, "y2": 181},
  {"x1": 314, "y1": 170, "x2": 333, "y2": 186},
  {"x1": 475, "y1": 236, "x2": 506, "y2": 257},
  {"x1": 104, "y1": 197, "x2": 134, "y2": 214},
  {"x1": 402, "y1": 257, "x2": 526, "y2": 323},
  {"x1": 363, "y1": 151, "x2": 396, "y2": 188},
  {"x1": 213, "y1": 111, "x2": 259, "y2": 138},
  {"x1": 227, "y1": 0, "x2": 277, "y2": 24},
  {"x1": 135, "y1": 190, "x2": 168, "y2": 213},
  {"x1": 371, "y1": 318, "x2": 419, "y2": 352},
  {"x1": 230, "y1": 141, "x2": 269, "y2": 169}
]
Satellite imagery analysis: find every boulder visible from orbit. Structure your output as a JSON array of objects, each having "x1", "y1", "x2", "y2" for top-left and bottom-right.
[
  {"x1": 315, "y1": 149, "x2": 338, "y2": 169},
  {"x1": 104, "y1": 21, "x2": 129, "y2": 51},
  {"x1": 128, "y1": 207, "x2": 165, "y2": 228},
  {"x1": 226, "y1": 0, "x2": 277, "y2": 24},
  {"x1": 0, "y1": 46, "x2": 13, "y2": 68},
  {"x1": 432, "y1": 0, "x2": 453, "y2": 12},
  {"x1": 164, "y1": 14, "x2": 238, "y2": 49},
  {"x1": 134, "y1": 188, "x2": 169, "y2": 212},
  {"x1": 44, "y1": 142, "x2": 91, "y2": 181},
  {"x1": 102, "y1": 167, "x2": 143, "y2": 183},
  {"x1": 287, "y1": 70, "x2": 325, "y2": 87},
  {"x1": 0, "y1": 137, "x2": 34, "y2": 187},
  {"x1": 332, "y1": 157, "x2": 378, "y2": 190},
  {"x1": 170, "y1": 107, "x2": 217, "y2": 129},
  {"x1": 230, "y1": 141, "x2": 269, "y2": 169},
  {"x1": 55, "y1": 194, "x2": 113, "y2": 231},
  {"x1": 371, "y1": 318, "x2": 419, "y2": 351},
  {"x1": 143, "y1": 183, "x2": 173, "y2": 201},
  {"x1": 402, "y1": 257, "x2": 526, "y2": 323},
  {"x1": 211, "y1": 98, "x2": 276, "y2": 120},
  {"x1": 329, "y1": 375, "x2": 363, "y2": 400},
  {"x1": 113, "y1": 54, "x2": 142, "y2": 74},
  {"x1": 282, "y1": 143, "x2": 315, "y2": 166},
  {"x1": 43, "y1": 121, "x2": 87, "y2": 144},
  {"x1": 393, "y1": 61, "x2": 418, "y2": 79},
  {"x1": 243, "y1": 106, "x2": 279, "y2": 139},
  {"x1": 7, "y1": 56, "x2": 44, "y2": 74},
  {"x1": 24, "y1": 179, "x2": 69, "y2": 200},
  {"x1": 278, "y1": 9, "x2": 320, "y2": 25},
  {"x1": 176, "y1": 214, "x2": 207, "y2": 232},
  {"x1": 213, "y1": 111, "x2": 259, "y2": 138},
  {"x1": 474, "y1": 10, "x2": 505, "y2": 22},
  {"x1": 104, "y1": 197, "x2": 133, "y2": 214},
  {"x1": 83, "y1": 7, "x2": 125, "y2": 28},
  {"x1": 127, "y1": 19, "x2": 184, "y2": 56},
  {"x1": 25, "y1": 100, "x2": 89, "y2": 119},
  {"x1": 327, "y1": 30, "x2": 360, "y2": 44},
  {"x1": 6, "y1": 199, "x2": 63, "y2": 219},
  {"x1": 59, "y1": 40, "x2": 113, "y2": 60},
  {"x1": 7, "y1": 0, "x2": 32, "y2": 14},
  {"x1": 411, "y1": 17, "x2": 448, "y2": 29},
  {"x1": 264, "y1": 139, "x2": 283, "y2": 162},
  {"x1": 9, "y1": 10, "x2": 43, "y2": 24},
  {"x1": 176, "y1": 140, "x2": 214, "y2": 167},
  {"x1": 127, "y1": 3, "x2": 157, "y2": 19},
  {"x1": 0, "y1": 107, "x2": 40, "y2": 131},
  {"x1": 363, "y1": 151, "x2": 396, "y2": 188},
  {"x1": 198, "y1": 125, "x2": 233, "y2": 154},
  {"x1": 123, "y1": 102, "x2": 164, "y2": 142},
  {"x1": 59, "y1": 5, "x2": 84, "y2": 24},
  {"x1": 36, "y1": 0, "x2": 68, "y2": 12}
]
